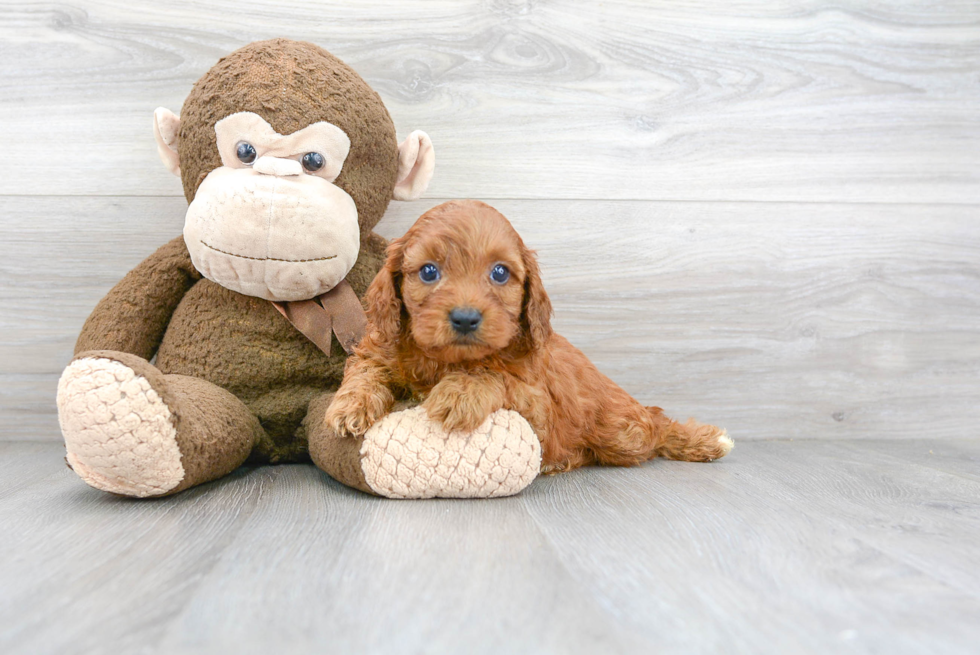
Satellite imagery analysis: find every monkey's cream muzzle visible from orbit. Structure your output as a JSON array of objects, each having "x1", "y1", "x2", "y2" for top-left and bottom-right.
[
  {"x1": 184, "y1": 166, "x2": 359, "y2": 301},
  {"x1": 183, "y1": 112, "x2": 360, "y2": 302}
]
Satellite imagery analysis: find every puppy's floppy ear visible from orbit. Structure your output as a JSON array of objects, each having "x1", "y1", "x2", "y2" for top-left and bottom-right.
[
  {"x1": 520, "y1": 244, "x2": 553, "y2": 349},
  {"x1": 365, "y1": 236, "x2": 407, "y2": 345}
]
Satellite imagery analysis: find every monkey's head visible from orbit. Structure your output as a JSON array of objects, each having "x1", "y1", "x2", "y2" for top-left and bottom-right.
[{"x1": 152, "y1": 39, "x2": 434, "y2": 302}]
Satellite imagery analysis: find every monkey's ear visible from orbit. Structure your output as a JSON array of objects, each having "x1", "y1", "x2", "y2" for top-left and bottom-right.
[
  {"x1": 153, "y1": 108, "x2": 181, "y2": 177},
  {"x1": 393, "y1": 131, "x2": 435, "y2": 201}
]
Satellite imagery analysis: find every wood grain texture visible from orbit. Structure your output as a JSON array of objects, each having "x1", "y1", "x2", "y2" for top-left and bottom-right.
[
  {"x1": 846, "y1": 438, "x2": 980, "y2": 483},
  {"x1": 3, "y1": 196, "x2": 977, "y2": 441},
  {"x1": 521, "y1": 439, "x2": 980, "y2": 655},
  {"x1": 1, "y1": 439, "x2": 979, "y2": 655},
  {"x1": 0, "y1": 0, "x2": 978, "y2": 201}
]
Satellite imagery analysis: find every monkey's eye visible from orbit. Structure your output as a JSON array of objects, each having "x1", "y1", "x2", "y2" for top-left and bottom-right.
[
  {"x1": 236, "y1": 142, "x2": 257, "y2": 165},
  {"x1": 490, "y1": 264, "x2": 510, "y2": 285},
  {"x1": 419, "y1": 263, "x2": 440, "y2": 284},
  {"x1": 302, "y1": 152, "x2": 325, "y2": 172}
]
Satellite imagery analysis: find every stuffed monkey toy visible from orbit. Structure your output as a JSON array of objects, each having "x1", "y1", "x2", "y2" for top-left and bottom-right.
[{"x1": 57, "y1": 39, "x2": 540, "y2": 499}]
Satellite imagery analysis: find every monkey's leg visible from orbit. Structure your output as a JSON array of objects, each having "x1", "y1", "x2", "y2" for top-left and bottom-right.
[
  {"x1": 58, "y1": 351, "x2": 265, "y2": 497},
  {"x1": 307, "y1": 394, "x2": 541, "y2": 499},
  {"x1": 304, "y1": 392, "x2": 402, "y2": 495}
]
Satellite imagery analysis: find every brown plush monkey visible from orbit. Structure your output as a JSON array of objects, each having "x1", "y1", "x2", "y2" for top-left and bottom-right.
[{"x1": 56, "y1": 40, "x2": 441, "y2": 497}]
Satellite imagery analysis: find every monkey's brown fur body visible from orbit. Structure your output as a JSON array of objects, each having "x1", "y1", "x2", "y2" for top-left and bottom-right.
[
  {"x1": 62, "y1": 40, "x2": 403, "y2": 494},
  {"x1": 75, "y1": 233, "x2": 387, "y2": 465}
]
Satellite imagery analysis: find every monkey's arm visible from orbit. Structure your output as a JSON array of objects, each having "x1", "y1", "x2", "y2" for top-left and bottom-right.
[{"x1": 74, "y1": 236, "x2": 202, "y2": 359}]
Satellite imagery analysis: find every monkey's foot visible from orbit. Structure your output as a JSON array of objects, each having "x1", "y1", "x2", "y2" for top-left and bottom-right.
[
  {"x1": 361, "y1": 407, "x2": 541, "y2": 498},
  {"x1": 57, "y1": 355, "x2": 184, "y2": 497},
  {"x1": 311, "y1": 404, "x2": 541, "y2": 499}
]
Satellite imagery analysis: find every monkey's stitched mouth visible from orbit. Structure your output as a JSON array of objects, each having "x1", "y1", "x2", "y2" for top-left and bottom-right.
[{"x1": 201, "y1": 240, "x2": 337, "y2": 263}]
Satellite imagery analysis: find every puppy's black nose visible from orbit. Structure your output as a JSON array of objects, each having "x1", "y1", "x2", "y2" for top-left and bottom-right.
[{"x1": 449, "y1": 307, "x2": 482, "y2": 335}]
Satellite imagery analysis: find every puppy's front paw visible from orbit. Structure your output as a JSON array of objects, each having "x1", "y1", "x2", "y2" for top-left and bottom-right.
[
  {"x1": 423, "y1": 378, "x2": 499, "y2": 433},
  {"x1": 426, "y1": 402, "x2": 488, "y2": 433},
  {"x1": 325, "y1": 389, "x2": 391, "y2": 438}
]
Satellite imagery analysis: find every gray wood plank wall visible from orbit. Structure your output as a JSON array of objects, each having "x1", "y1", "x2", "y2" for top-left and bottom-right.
[{"x1": 1, "y1": 1, "x2": 978, "y2": 441}]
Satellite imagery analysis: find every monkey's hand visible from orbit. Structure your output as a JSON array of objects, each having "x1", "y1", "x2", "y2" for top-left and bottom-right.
[{"x1": 423, "y1": 371, "x2": 506, "y2": 433}]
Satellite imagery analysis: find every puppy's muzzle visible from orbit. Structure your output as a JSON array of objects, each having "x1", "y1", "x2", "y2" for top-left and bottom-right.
[{"x1": 449, "y1": 307, "x2": 482, "y2": 335}]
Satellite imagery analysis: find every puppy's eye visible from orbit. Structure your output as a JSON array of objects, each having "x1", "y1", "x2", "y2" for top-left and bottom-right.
[
  {"x1": 419, "y1": 263, "x2": 441, "y2": 284},
  {"x1": 490, "y1": 264, "x2": 510, "y2": 285},
  {"x1": 236, "y1": 142, "x2": 257, "y2": 165},
  {"x1": 302, "y1": 152, "x2": 324, "y2": 172}
]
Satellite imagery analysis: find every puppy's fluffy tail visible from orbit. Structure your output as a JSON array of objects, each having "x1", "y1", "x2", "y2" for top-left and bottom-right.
[
  {"x1": 588, "y1": 405, "x2": 732, "y2": 467},
  {"x1": 646, "y1": 407, "x2": 733, "y2": 463}
]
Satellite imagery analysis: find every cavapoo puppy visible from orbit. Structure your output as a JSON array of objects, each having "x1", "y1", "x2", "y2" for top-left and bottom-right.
[{"x1": 325, "y1": 200, "x2": 732, "y2": 472}]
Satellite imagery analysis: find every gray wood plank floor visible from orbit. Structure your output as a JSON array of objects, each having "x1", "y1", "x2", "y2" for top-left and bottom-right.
[{"x1": 1, "y1": 439, "x2": 978, "y2": 655}]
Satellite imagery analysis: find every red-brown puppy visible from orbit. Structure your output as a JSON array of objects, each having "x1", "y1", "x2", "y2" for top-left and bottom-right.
[{"x1": 326, "y1": 200, "x2": 732, "y2": 472}]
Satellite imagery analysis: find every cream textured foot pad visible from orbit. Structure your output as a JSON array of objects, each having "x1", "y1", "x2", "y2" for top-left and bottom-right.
[
  {"x1": 57, "y1": 357, "x2": 184, "y2": 497},
  {"x1": 360, "y1": 407, "x2": 541, "y2": 499}
]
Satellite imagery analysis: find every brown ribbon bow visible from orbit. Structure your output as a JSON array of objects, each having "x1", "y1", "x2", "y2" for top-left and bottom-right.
[{"x1": 271, "y1": 279, "x2": 367, "y2": 355}]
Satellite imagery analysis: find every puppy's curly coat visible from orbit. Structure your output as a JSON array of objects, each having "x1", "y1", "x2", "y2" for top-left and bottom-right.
[{"x1": 326, "y1": 200, "x2": 732, "y2": 472}]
